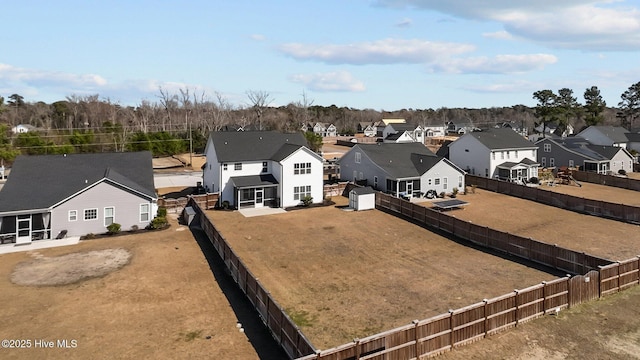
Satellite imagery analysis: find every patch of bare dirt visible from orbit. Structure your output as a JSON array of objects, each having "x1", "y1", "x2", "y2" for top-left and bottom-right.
[
  {"x1": 11, "y1": 248, "x2": 131, "y2": 286},
  {"x1": 206, "y1": 196, "x2": 557, "y2": 349}
]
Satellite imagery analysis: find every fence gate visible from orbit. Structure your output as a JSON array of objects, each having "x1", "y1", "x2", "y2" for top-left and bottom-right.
[{"x1": 569, "y1": 270, "x2": 600, "y2": 307}]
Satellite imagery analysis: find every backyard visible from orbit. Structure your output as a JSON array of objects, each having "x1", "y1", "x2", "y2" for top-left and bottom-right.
[
  {"x1": 205, "y1": 197, "x2": 561, "y2": 349},
  {"x1": 0, "y1": 216, "x2": 263, "y2": 360},
  {"x1": 443, "y1": 187, "x2": 640, "y2": 260}
]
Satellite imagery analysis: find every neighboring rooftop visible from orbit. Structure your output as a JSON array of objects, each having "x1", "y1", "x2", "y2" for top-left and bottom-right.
[
  {"x1": 209, "y1": 131, "x2": 308, "y2": 162},
  {"x1": 467, "y1": 128, "x2": 536, "y2": 150}
]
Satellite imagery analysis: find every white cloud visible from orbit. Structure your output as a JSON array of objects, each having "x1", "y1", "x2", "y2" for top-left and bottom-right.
[
  {"x1": 250, "y1": 34, "x2": 266, "y2": 41},
  {"x1": 0, "y1": 63, "x2": 107, "y2": 88},
  {"x1": 482, "y1": 30, "x2": 513, "y2": 40},
  {"x1": 431, "y1": 53, "x2": 558, "y2": 74},
  {"x1": 396, "y1": 17, "x2": 413, "y2": 27},
  {"x1": 462, "y1": 80, "x2": 540, "y2": 94},
  {"x1": 278, "y1": 38, "x2": 475, "y2": 65},
  {"x1": 375, "y1": 1, "x2": 640, "y2": 51},
  {"x1": 290, "y1": 71, "x2": 366, "y2": 92}
]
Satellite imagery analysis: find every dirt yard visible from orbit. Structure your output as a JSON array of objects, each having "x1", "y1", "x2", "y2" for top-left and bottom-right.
[
  {"x1": 439, "y1": 284, "x2": 640, "y2": 360},
  {"x1": 444, "y1": 188, "x2": 640, "y2": 261},
  {"x1": 536, "y1": 180, "x2": 640, "y2": 206},
  {"x1": 0, "y1": 216, "x2": 262, "y2": 360},
  {"x1": 206, "y1": 197, "x2": 559, "y2": 349}
]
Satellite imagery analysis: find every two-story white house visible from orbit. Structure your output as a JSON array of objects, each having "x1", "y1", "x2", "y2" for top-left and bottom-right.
[
  {"x1": 448, "y1": 128, "x2": 539, "y2": 182},
  {"x1": 202, "y1": 131, "x2": 324, "y2": 209},
  {"x1": 312, "y1": 123, "x2": 337, "y2": 137}
]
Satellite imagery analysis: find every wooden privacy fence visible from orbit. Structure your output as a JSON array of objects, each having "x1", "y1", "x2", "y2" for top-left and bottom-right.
[
  {"x1": 187, "y1": 198, "x2": 316, "y2": 359},
  {"x1": 466, "y1": 175, "x2": 640, "y2": 224},
  {"x1": 299, "y1": 271, "x2": 602, "y2": 360},
  {"x1": 572, "y1": 170, "x2": 640, "y2": 191},
  {"x1": 376, "y1": 192, "x2": 611, "y2": 275},
  {"x1": 159, "y1": 193, "x2": 218, "y2": 212}
]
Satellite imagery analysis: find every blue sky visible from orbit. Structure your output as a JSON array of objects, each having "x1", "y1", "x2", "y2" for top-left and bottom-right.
[{"x1": 1, "y1": 0, "x2": 639, "y2": 111}]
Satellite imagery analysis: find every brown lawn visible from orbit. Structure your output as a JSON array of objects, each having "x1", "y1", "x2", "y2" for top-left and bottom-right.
[
  {"x1": 537, "y1": 180, "x2": 640, "y2": 206},
  {"x1": 0, "y1": 216, "x2": 262, "y2": 360},
  {"x1": 444, "y1": 188, "x2": 640, "y2": 261},
  {"x1": 205, "y1": 197, "x2": 559, "y2": 349}
]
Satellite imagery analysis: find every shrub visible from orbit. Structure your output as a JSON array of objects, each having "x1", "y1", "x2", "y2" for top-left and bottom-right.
[
  {"x1": 221, "y1": 200, "x2": 230, "y2": 209},
  {"x1": 148, "y1": 216, "x2": 168, "y2": 230},
  {"x1": 107, "y1": 223, "x2": 121, "y2": 235},
  {"x1": 451, "y1": 187, "x2": 459, "y2": 198},
  {"x1": 129, "y1": 225, "x2": 139, "y2": 232},
  {"x1": 157, "y1": 207, "x2": 167, "y2": 218},
  {"x1": 618, "y1": 169, "x2": 627, "y2": 175},
  {"x1": 301, "y1": 195, "x2": 313, "y2": 207},
  {"x1": 439, "y1": 191, "x2": 446, "y2": 198},
  {"x1": 529, "y1": 177, "x2": 539, "y2": 184}
]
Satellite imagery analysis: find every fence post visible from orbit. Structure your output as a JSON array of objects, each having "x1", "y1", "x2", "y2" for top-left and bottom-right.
[
  {"x1": 514, "y1": 290, "x2": 519, "y2": 326},
  {"x1": 482, "y1": 299, "x2": 488, "y2": 337},
  {"x1": 354, "y1": 338, "x2": 360, "y2": 359},
  {"x1": 448, "y1": 309, "x2": 454, "y2": 349},
  {"x1": 565, "y1": 274, "x2": 572, "y2": 308},
  {"x1": 413, "y1": 319, "x2": 420, "y2": 359},
  {"x1": 541, "y1": 281, "x2": 547, "y2": 314}
]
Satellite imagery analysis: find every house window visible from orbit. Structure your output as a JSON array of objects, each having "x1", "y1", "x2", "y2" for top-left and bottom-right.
[
  {"x1": 492, "y1": 152, "x2": 495, "y2": 160},
  {"x1": 569, "y1": 160, "x2": 574, "y2": 167},
  {"x1": 84, "y1": 208, "x2": 98, "y2": 221},
  {"x1": 140, "y1": 204, "x2": 150, "y2": 222},
  {"x1": 507, "y1": 151, "x2": 510, "y2": 159},
  {"x1": 69, "y1": 210, "x2": 77, "y2": 222},
  {"x1": 485, "y1": 169, "x2": 489, "y2": 177},
  {"x1": 294, "y1": 162, "x2": 312, "y2": 175},
  {"x1": 104, "y1": 207, "x2": 115, "y2": 226},
  {"x1": 293, "y1": 185, "x2": 312, "y2": 200},
  {"x1": 501, "y1": 152, "x2": 504, "y2": 159},
  {"x1": 223, "y1": 163, "x2": 228, "y2": 171},
  {"x1": 262, "y1": 161, "x2": 268, "y2": 173},
  {"x1": 544, "y1": 144, "x2": 551, "y2": 153},
  {"x1": 374, "y1": 176, "x2": 378, "y2": 188},
  {"x1": 458, "y1": 176, "x2": 463, "y2": 188},
  {"x1": 428, "y1": 178, "x2": 432, "y2": 186},
  {"x1": 443, "y1": 177, "x2": 448, "y2": 190},
  {"x1": 542, "y1": 157, "x2": 547, "y2": 167},
  {"x1": 359, "y1": 172, "x2": 363, "y2": 180},
  {"x1": 355, "y1": 152, "x2": 361, "y2": 164},
  {"x1": 515, "y1": 150, "x2": 518, "y2": 157},
  {"x1": 234, "y1": 163, "x2": 242, "y2": 171},
  {"x1": 550, "y1": 158, "x2": 555, "y2": 167},
  {"x1": 434, "y1": 178, "x2": 440, "y2": 185}
]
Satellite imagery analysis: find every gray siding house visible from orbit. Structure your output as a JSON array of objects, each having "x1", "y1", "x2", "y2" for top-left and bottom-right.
[
  {"x1": 536, "y1": 137, "x2": 634, "y2": 174},
  {"x1": 338, "y1": 142, "x2": 466, "y2": 198},
  {"x1": 0, "y1": 152, "x2": 157, "y2": 248}
]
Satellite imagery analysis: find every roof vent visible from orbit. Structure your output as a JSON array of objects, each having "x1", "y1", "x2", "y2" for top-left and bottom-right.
[
  {"x1": 259, "y1": 136, "x2": 263, "y2": 140},
  {"x1": 224, "y1": 141, "x2": 228, "y2": 145}
]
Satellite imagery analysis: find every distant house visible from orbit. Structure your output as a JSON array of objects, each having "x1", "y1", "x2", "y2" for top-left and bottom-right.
[
  {"x1": 312, "y1": 123, "x2": 337, "y2": 137},
  {"x1": 424, "y1": 126, "x2": 446, "y2": 138},
  {"x1": 576, "y1": 125, "x2": 630, "y2": 148},
  {"x1": 338, "y1": 142, "x2": 465, "y2": 198},
  {"x1": 357, "y1": 122, "x2": 377, "y2": 137},
  {"x1": 536, "y1": 137, "x2": 634, "y2": 174},
  {"x1": 625, "y1": 133, "x2": 640, "y2": 154},
  {"x1": 202, "y1": 131, "x2": 324, "y2": 209},
  {"x1": 529, "y1": 122, "x2": 574, "y2": 141},
  {"x1": 0, "y1": 152, "x2": 157, "y2": 247},
  {"x1": 448, "y1": 128, "x2": 539, "y2": 182},
  {"x1": 445, "y1": 121, "x2": 475, "y2": 135},
  {"x1": 382, "y1": 124, "x2": 425, "y2": 144},
  {"x1": 11, "y1": 124, "x2": 36, "y2": 134}
]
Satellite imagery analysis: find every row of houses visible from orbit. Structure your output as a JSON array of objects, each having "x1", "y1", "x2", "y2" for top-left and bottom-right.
[{"x1": 1, "y1": 125, "x2": 637, "y2": 250}]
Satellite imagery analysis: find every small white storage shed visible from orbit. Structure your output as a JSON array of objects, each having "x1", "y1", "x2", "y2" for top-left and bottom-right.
[{"x1": 349, "y1": 186, "x2": 376, "y2": 211}]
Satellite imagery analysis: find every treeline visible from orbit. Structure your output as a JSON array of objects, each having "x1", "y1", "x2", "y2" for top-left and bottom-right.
[{"x1": 0, "y1": 83, "x2": 637, "y2": 162}]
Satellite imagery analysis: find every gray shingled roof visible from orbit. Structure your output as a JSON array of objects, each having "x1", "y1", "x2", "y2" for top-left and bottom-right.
[
  {"x1": 0, "y1": 151, "x2": 156, "y2": 213},
  {"x1": 584, "y1": 126, "x2": 630, "y2": 143},
  {"x1": 210, "y1": 131, "x2": 308, "y2": 162},
  {"x1": 625, "y1": 132, "x2": 640, "y2": 142},
  {"x1": 349, "y1": 142, "x2": 440, "y2": 178},
  {"x1": 553, "y1": 137, "x2": 613, "y2": 161},
  {"x1": 468, "y1": 128, "x2": 536, "y2": 150},
  {"x1": 351, "y1": 186, "x2": 375, "y2": 195}
]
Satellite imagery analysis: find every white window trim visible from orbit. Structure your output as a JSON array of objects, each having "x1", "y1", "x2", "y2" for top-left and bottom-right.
[
  {"x1": 84, "y1": 208, "x2": 98, "y2": 221},
  {"x1": 68, "y1": 210, "x2": 78, "y2": 222},
  {"x1": 140, "y1": 203, "x2": 150, "y2": 223},
  {"x1": 104, "y1": 207, "x2": 115, "y2": 227}
]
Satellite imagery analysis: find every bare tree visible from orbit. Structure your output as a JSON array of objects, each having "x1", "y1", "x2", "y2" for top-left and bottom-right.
[
  {"x1": 246, "y1": 90, "x2": 273, "y2": 130},
  {"x1": 158, "y1": 87, "x2": 178, "y2": 131}
]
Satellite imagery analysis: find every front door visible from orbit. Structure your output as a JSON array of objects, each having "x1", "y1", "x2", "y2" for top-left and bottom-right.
[
  {"x1": 255, "y1": 188, "x2": 264, "y2": 208},
  {"x1": 16, "y1": 215, "x2": 31, "y2": 244}
]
